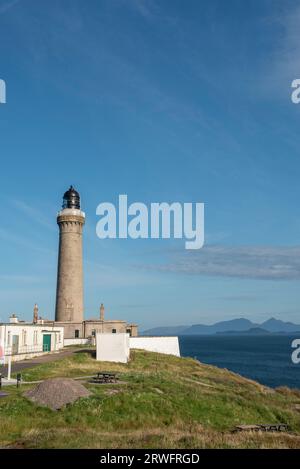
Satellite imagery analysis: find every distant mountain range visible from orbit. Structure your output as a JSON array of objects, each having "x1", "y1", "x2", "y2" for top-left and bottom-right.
[
  {"x1": 143, "y1": 317, "x2": 300, "y2": 336},
  {"x1": 216, "y1": 327, "x2": 271, "y2": 335}
]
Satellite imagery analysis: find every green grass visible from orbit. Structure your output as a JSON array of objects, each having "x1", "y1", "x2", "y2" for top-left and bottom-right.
[{"x1": 1, "y1": 349, "x2": 300, "y2": 448}]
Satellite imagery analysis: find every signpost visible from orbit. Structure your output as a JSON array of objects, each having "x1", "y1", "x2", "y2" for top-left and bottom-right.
[
  {"x1": 0, "y1": 338, "x2": 4, "y2": 366},
  {"x1": 7, "y1": 355, "x2": 12, "y2": 381}
]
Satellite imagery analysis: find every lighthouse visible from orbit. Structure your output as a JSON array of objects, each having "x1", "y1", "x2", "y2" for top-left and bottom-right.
[{"x1": 55, "y1": 186, "x2": 85, "y2": 323}]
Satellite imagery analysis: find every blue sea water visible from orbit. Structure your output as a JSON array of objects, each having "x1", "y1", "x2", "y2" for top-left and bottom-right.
[{"x1": 179, "y1": 335, "x2": 300, "y2": 389}]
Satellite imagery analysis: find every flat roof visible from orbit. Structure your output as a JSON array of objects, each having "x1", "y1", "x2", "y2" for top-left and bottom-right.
[{"x1": 0, "y1": 322, "x2": 63, "y2": 328}]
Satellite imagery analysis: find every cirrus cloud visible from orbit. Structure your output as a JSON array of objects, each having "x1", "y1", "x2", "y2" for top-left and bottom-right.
[{"x1": 143, "y1": 245, "x2": 300, "y2": 280}]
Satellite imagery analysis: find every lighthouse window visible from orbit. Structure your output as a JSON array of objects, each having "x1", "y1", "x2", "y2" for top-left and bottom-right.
[
  {"x1": 75, "y1": 329, "x2": 80, "y2": 338},
  {"x1": 112, "y1": 329, "x2": 116, "y2": 334}
]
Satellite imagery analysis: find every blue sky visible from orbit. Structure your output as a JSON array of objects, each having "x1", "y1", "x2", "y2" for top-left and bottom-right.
[{"x1": 0, "y1": 0, "x2": 300, "y2": 329}]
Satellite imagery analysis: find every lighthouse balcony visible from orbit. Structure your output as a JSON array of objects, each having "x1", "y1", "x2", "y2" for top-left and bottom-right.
[{"x1": 57, "y1": 208, "x2": 85, "y2": 218}]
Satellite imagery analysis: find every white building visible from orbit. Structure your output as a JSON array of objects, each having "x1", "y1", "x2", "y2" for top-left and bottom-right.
[{"x1": 0, "y1": 315, "x2": 64, "y2": 363}]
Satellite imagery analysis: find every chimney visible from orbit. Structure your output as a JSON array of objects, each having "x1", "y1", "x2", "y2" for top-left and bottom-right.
[
  {"x1": 100, "y1": 303, "x2": 105, "y2": 321},
  {"x1": 33, "y1": 304, "x2": 39, "y2": 324},
  {"x1": 9, "y1": 314, "x2": 19, "y2": 324}
]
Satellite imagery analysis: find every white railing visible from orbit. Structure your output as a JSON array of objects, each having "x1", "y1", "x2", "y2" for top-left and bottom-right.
[
  {"x1": 57, "y1": 209, "x2": 85, "y2": 218},
  {"x1": 4, "y1": 344, "x2": 49, "y2": 356}
]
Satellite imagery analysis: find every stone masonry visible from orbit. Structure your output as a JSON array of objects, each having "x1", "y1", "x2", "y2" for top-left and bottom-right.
[{"x1": 55, "y1": 209, "x2": 85, "y2": 323}]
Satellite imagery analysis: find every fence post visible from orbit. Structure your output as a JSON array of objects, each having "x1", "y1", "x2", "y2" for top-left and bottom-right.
[{"x1": 7, "y1": 355, "x2": 12, "y2": 381}]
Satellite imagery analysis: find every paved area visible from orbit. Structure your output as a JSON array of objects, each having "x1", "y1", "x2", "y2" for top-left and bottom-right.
[
  {"x1": 0, "y1": 347, "x2": 82, "y2": 375},
  {"x1": 1, "y1": 378, "x2": 17, "y2": 387}
]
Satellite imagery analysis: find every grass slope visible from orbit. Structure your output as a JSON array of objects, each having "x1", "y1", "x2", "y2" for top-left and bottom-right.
[{"x1": 1, "y1": 349, "x2": 300, "y2": 448}]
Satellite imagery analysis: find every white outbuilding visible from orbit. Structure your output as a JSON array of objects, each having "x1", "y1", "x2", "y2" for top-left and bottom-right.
[
  {"x1": 0, "y1": 315, "x2": 64, "y2": 363},
  {"x1": 96, "y1": 333, "x2": 130, "y2": 363}
]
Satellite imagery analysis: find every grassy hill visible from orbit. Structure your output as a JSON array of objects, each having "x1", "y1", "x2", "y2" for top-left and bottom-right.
[{"x1": 1, "y1": 349, "x2": 300, "y2": 448}]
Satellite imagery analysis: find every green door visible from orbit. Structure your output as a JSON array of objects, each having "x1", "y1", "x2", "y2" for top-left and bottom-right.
[
  {"x1": 43, "y1": 334, "x2": 51, "y2": 352},
  {"x1": 12, "y1": 335, "x2": 19, "y2": 355}
]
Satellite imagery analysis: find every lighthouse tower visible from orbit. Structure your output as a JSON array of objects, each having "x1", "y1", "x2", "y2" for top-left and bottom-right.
[{"x1": 55, "y1": 186, "x2": 85, "y2": 323}]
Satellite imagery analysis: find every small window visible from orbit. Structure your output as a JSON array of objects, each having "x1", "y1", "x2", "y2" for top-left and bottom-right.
[
  {"x1": 75, "y1": 329, "x2": 80, "y2": 338},
  {"x1": 7, "y1": 331, "x2": 11, "y2": 346},
  {"x1": 126, "y1": 328, "x2": 132, "y2": 336},
  {"x1": 91, "y1": 329, "x2": 96, "y2": 337},
  {"x1": 112, "y1": 329, "x2": 116, "y2": 334},
  {"x1": 22, "y1": 330, "x2": 27, "y2": 346},
  {"x1": 33, "y1": 331, "x2": 38, "y2": 345}
]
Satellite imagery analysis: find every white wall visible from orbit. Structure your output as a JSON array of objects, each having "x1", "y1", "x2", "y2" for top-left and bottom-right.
[
  {"x1": 96, "y1": 333, "x2": 129, "y2": 363},
  {"x1": 64, "y1": 338, "x2": 90, "y2": 346},
  {"x1": 130, "y1": 336, "x2": 180, "y2": 357}
]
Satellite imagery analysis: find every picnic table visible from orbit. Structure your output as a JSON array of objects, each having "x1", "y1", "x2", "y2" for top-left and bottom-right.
[
  {"x1": 234, "y1": 424, "x2": 288, "y2": 433},
  {"x1": 92, "y1": 372, "x2": 119, "y2": 384}
]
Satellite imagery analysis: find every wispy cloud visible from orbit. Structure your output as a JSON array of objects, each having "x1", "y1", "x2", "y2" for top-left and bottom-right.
[
  {"x1": 85, "y1": 259, "x2": 159, "y2": 288},
  {"x1": 126, "y1": 0, "x2": 156, "y2": 19},
  {"x1": 118, "y1": 303, "x2": 152, "y2": 309},
  {"x1": 140, "y1": 245, "x2": 300, "y2": 281},
  {"x1": 0, "y1": 227, "x2": 55, "y2": 254},
  {"x1": 0, "y1": 0, "x2": 20, "y2": 15},
  {"x1": 12, "y1": 200, "x2": 55, "y2": 231},
  {"x1": 275, "y1": 6, "x2": 300, "y2": 79},
  {"x1": 4, "y1": 1, "x2": 233, "y2": 150},
  {"x1": 217, "y1": 294, "x2": 261, "y2": 302},
  {"x1": 0, "y1": 274, "x2": 42, "y2": 284},
  {"x1": 261, "y1": 4, "x2": 300, "y2": 98}
]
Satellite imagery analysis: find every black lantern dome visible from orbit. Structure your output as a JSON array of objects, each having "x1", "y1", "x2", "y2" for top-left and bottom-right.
[{"x1": 62, "y1": 185, "x2": 80, "y2": 209}]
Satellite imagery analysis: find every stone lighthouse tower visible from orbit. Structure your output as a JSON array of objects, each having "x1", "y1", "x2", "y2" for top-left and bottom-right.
[{"x1": 55, "y1": 186, "x2": 85, "y2": 323}]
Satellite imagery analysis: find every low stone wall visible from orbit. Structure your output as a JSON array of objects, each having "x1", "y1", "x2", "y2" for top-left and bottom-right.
[
  {"x1": 9, "y1": 350, "x2": 55, "y2": 363},
  {"x1": 129, "y1": 336, "x2": 180, "y2": 357},
  {"x1": 64, "y1": 338, "x2": 90, "y2": 346}
]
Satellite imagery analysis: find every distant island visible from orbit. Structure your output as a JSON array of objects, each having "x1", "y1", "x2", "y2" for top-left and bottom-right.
[
  {"x1": 216, "y1": 327, "x2": 271, "y2": 336},
  {"x1": 143, "y1": 317, "x2": 300, "y2": 336}
]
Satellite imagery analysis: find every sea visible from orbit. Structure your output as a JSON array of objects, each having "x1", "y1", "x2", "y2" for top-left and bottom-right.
[{"x1": 179, "y1": 335, "x2": 300, "y2": 389}]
